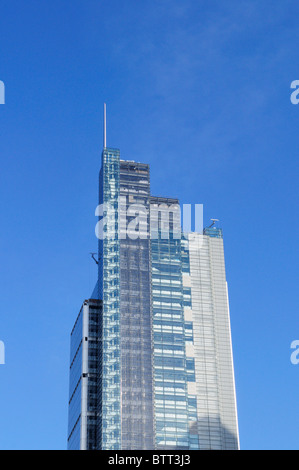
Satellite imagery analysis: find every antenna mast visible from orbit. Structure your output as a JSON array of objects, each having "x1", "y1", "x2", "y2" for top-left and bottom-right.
[{"x1": 103, "y1": 103, "x2": 107, "y2": 149}]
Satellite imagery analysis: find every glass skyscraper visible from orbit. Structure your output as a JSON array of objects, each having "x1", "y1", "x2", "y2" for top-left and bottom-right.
[{"x1": 67, "y1": 134, "x2": 239, "y2": 450}]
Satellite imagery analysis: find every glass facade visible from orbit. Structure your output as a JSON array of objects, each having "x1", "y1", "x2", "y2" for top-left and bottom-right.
[
  {"x1": 181, "y1": 235, "x2": 200, "y2": 449},
  {"x1": 68, "y1": 307, "x2": 83, "y2": 450},
  {"x1": 150, "y1": 197, "x2": 189, "y2": 450},
  {"x1": 97, "y1": 152, "x2": 155, "y2": 450},
  {"x1": 203, "y1": 226, "x2": 223, "y2": 238},
  {"x1": 99, "y1": 148, "x2": 121, "y2": 450},
  {"x1": 182, "y1": 232, "x2": 239, "y2": 450},
  {"x1": 68, "y1": 144, "x2": 239, "y2": 451},
  {"x1": 68, "y1": 300, "x2": 102, "y2": 450},
  {"x1": 119, "y1": 161, "x2": 155, "y2": 450}
]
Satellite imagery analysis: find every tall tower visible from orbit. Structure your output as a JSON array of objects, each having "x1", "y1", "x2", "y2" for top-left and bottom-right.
[
  {"x1": 67, "y1": 109, "x2": 239, "y2": 450},
  {"x1": 98, "y1": 150, "x2": 155, "y2": 450}
]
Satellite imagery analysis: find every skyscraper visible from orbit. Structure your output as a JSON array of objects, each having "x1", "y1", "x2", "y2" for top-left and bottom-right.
[{"x1": 67, "y1": 111, "x2": 239, "y2": 450}]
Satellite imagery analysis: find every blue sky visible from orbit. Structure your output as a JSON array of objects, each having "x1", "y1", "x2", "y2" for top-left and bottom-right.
[{"x1": 0, "y1": 0, "x2": 299, "y2": 450}]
